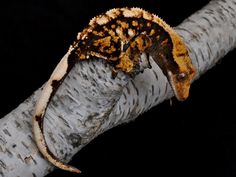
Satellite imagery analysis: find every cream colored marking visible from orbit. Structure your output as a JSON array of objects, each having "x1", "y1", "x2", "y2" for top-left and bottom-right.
[
  {"x1": 121, "y1": 41, "x2": 125, "y2": 51},
  {"x1": 76, "y1": 32, "x2": 81, "y2": 40},
  {"x1": 106, "y1": 8, "x2": 121, "y2": 18},
  {"x1": 130, "y1": 8, "x2": 143, "y2": 17},
  {"x1": 122, "y1": 8, "x2": 138, "y2": 18},
  {"x1": 143, "y1": 11, "x2": 153, "y2": 20},
  {"x1": 112, "y1": 36, "x2": 119, "y2": 43},
  {"x1": 149, "y1": 29, "x2": 155, "y2": 36},
  {"x1": 132, "y1": 20, "x2": 138, "y2": 26},
  {"x1": 96, "y1": 15, "x2": 109, "y2": 25},
  {"x1": 103, "y1": 26, "x2": 109, "y2": 31},
  {"x1": 106, "y1": 9, "x2": 119, "y2": 19},
  {"x1": 119, "y1": 21, "x2": 129, "y2": 29},
  {"x1": 89, "y1": 17, "x2": 97, "y2": 25},
  {"x1": 93, "y1": 30, "x2": 104, "y2": 37},
  {"x1": 87, "y1": 28, "x2": 93, "y2": 33},
  {"x1": 115, "y1": 27, "x2": 123, "y2": 38},
  {"x1": 128, "y1": 29, "x2": 135, "y2": 37},
  {"x1": 108, "y1": 29, "x2": 116, "y2": 36},
  {"x1": 108, "y1": 30, "x2": 119, "y2": 43},
  {"x1": 81, "y1": 34, "x2": 87, "y2": 40},
  {"x1": 90, "y1": 51, "x2": 108, "y2": 60}
]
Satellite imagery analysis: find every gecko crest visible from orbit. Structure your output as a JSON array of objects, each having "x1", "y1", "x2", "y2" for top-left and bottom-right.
[{"x1": 33, "y1": 7, "x2": 196, "y2": 174}]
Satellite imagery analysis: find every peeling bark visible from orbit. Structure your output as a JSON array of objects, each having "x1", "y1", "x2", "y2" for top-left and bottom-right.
[{"x1": 1, "y1": 0, "x2": 236, "y2": 176}]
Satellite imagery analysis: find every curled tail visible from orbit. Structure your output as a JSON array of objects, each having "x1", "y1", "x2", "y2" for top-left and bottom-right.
[{"x1": 32, "y1": 48, "x2": 81, "y2": 173}]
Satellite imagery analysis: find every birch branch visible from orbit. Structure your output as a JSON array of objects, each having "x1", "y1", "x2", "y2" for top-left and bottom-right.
[{"x1": 0, "y1": 0, "x2": 236, "y2": 176}]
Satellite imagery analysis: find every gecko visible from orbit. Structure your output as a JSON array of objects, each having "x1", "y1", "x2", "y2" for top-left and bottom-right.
[{"x1": 32, "y1": 7, "x2": 196, "y2": 174}]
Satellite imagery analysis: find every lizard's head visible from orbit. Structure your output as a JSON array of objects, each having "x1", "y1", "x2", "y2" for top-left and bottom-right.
[
  {"x1": 167, "y1": 36, "x2": 196, "y2": 101},
  {"x1": 167, "y1": 67, "x2": 195, "y2": 101}
]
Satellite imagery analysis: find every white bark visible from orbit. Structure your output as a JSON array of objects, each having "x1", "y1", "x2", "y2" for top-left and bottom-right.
[{"x1": 0, "y1": 0, "x2": 236, "y2": 176}]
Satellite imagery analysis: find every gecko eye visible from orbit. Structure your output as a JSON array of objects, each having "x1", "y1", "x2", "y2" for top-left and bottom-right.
[{"x1": 176, "y1": 73, "x2": 187, "y2": 81}]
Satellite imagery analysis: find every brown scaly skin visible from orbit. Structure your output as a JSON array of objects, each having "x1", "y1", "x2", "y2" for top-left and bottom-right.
[{"x1": 33, "y1": 7, "x2": 196, "y2": 174}]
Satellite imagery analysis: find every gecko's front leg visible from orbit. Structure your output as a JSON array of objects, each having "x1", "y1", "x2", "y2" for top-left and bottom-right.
[{"x1": 114, "y1": 33, "x2": 152, "y2": 76}]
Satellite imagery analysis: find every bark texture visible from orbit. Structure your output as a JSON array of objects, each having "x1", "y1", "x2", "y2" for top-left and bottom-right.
[{"x1": 1, "y1": 0, "x2": 236, "y2": 176}]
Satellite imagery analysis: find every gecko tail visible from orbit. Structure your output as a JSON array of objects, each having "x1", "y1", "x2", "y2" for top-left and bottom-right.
[
  {"x1": 32, "y1": 48, "x2": 81, "y2": 174},
  {"x1": 33, "y1": 118, "x2": 81, "y2": 173}
]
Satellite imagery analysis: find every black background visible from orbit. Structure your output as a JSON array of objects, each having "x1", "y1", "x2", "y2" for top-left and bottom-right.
[{"x1": 1, "y1": 0, "x2": 236, "y2": 177}]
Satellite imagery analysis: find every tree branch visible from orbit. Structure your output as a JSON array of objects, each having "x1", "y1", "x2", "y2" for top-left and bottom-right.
[{"x1": 0, "y1": 0, "x2": 235, "y2": 177}]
